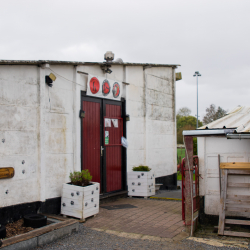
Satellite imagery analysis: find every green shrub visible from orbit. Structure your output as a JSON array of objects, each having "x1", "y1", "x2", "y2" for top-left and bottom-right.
[
  {"x1": 132, "y1": 165, "x2": 151, "y2": 172},
  {"x1": 69, "y1": 169, "x2": 92, "y2": 186}
]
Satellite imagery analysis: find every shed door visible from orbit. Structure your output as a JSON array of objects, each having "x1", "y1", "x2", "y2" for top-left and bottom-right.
[
  {"x1": 81, "y1": 94, "x2": 125, "y2": 194},
  {"x1": 81, "y1": 97, "x2": 102, "y2": 185},
  {"x1": 103, "y1": 100, "x2": 123, "y2": 192}
]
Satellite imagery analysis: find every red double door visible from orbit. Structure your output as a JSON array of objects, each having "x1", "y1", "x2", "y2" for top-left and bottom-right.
[{"x1": 81, "y1": 94, "x2": 125, "y2": 194}]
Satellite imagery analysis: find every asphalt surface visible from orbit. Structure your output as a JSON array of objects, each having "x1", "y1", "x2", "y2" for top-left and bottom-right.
[{"x1": 34, "y1": 224, "x2": 248, "y2": 250}]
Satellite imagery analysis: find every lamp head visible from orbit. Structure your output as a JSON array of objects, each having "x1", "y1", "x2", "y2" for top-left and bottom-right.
[
  {"x1": 104, "y1": 51, "x2": 114, "y2": 62},
  {"x1": 45, "y1": 73, "x2": 56, "y2": 87}
]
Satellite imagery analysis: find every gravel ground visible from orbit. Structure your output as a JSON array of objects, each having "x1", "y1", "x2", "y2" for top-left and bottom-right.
[{"x1": 33, "y1": 224, "x2": 249, "y2": 250}]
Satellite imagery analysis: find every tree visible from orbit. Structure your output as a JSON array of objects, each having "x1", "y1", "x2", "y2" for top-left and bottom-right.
[
  {"x1": 176, "y1": 115, "x2": 202, "y2": 144},
  {"x1": 203, "y1": 104, "x2": 227, "y2": 125},
  {"x1": 177, "y1": 107, "x2": 191, "y2": 117}
]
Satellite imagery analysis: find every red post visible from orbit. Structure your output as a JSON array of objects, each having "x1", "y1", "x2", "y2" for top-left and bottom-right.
[{"x1": 184, "y1": 136, "x2": 193, "y2": 235}]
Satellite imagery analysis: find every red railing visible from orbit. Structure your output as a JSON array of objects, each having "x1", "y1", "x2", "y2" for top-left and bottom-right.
[{"x1": 181, "y1": 156, "x2": 200, "y2": 223}]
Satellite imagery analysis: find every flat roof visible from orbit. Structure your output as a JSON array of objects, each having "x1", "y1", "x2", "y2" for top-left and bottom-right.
[{"x1": 0, "y1": 60, "x2": 180, "y2": 68}]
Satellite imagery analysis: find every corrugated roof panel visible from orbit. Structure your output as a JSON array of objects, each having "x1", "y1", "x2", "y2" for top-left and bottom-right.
[{"x1": 199, "y1": 106, "x2": 250, "y2": 133}]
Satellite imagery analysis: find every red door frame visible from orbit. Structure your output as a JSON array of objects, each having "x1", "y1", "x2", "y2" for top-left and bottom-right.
[
  {"x1": 181, "y1": 156, "x2": 200, "y2": 222},
  {"x1": 81, "y1": 92, "x2": 127, "y2": 195}
]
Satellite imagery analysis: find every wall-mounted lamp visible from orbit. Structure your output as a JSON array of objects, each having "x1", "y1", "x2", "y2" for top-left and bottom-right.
[
  {"x1": 101, "y1": 51, "x2": 114, "y2": 74},
  {"x1": 45, "y1": 73, "x2": 56, "y2": 87},
  {"x1": 101, "y1": 64, "x2": 112, "y2": 74},
  {"x1": 126, "y1": 114, "x2": 130, "y2": 121},
  {"x1": 79, "y1": 110, "x2": 85, "y2": 118}
]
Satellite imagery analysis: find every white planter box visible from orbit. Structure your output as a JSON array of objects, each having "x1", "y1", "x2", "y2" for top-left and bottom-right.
[
  {"x1": 61, "y1": 182, "x2": 100, "y2": 219},
  {"x1": 127, "y1": 171, "x2": 155, "y2": 197}
]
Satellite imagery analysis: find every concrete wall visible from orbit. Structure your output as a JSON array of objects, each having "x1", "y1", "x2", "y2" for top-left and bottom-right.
[
  {"x1": 0, "y1": 65, "x2": 40, "y2": 207},
  {"x1": 0, "y1": 63, "x2": 176, "y2": 208},
  {"x1": 126, "y1": 66, "x2": 176, "y2": 177},
  {"x1": 198, "y1": 136, "x2": 250, "y2": 216}
]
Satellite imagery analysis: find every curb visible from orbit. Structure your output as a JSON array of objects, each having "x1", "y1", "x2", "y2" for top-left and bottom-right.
[
  {"x1": 1, "y1": 217, "x2": 79, "y2": 250},
  {"x1": 187, "y1": 236, "x2": 249, "y2": 249}
]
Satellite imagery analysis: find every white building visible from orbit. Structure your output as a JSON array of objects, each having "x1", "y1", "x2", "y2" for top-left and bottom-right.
[
  {"x1": 0, "y1": 57, "x2": 179, "y2": 223},
  {"x1": 197, "y1": 106, "x2": 250, "y2": 216}
]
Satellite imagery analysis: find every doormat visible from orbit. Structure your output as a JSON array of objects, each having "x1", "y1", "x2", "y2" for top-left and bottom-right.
[{"x1": 101, "y1": 204, "x2": 137, "y2": 210}]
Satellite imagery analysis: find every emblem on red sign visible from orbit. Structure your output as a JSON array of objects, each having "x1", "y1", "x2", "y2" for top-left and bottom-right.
[
  {"x1": 102, "y1": 79, "x2": 110, "y2": 96},
  {"x1": 89, "y1": 77, "x2": 100, "y2": 94},
  {"x1": 113, "y1": 82, "x2": 120, "y2": 98}
]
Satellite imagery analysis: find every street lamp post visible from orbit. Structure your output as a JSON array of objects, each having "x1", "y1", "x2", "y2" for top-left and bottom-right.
[{"x1": 193, "y1": 71, "x2": 201, "y2": 128}]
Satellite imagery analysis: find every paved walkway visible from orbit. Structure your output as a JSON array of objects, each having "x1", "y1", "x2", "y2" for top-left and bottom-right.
[{"x1": 84, "y1": 197, "x2": 187, "y2": 241}]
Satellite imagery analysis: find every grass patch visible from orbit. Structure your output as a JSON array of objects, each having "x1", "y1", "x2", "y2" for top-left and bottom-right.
[
  {"x1": 177, "y1": 148, "x2": 185, "y2": 164},
  {"x1": 177, "y1": 171, "x2": 182, "y2": 181},
  {"x1": 177, "y1": 171, "x2": 195, "y2": 181}
]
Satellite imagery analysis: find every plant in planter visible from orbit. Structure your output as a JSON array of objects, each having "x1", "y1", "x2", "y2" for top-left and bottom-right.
[
  {"x1": 132, "y1": 166, "x2": 151, "y2": 172},
  {"x1": 61, "y1": 170, "x2": 100, "y2": 220},
  {"x1": 128, "y1": 165, "x2": 155, "y2": 197}
]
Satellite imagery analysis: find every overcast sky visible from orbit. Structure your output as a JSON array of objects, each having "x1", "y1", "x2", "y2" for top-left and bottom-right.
[{"x1": 1, "y1": 0, "x2": 249, "y2": 120}]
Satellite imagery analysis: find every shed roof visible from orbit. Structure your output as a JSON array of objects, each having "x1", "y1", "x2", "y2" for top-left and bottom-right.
[
  {"x1": 0, "y1": 59, "x2": 180, "y2": 68},
  {"x1": 199, "y1": 106, "x2": 250, "y2": 133}
]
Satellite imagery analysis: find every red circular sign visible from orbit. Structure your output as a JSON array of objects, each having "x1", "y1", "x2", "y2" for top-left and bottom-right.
[
  {"x1": 113, "y1": 82, "x2": 120, "y2": 98},
  {"x1": 89, "y1": 77, "x2": 100, "y2": 94},
  {"x1": 102, "y1": 80, "x2": 110, "y2": 96}
]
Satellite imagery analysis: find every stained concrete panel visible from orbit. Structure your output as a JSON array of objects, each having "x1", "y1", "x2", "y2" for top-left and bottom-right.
[
  {"x1": 0, "y1": 178, "x2": 39, "y2": 207},
  {"x1": 127, "y1": 149, "x2": 145, "y2": 171},
  {"x1": 45, "y1": 129, "x2": 73, "y2": 154},
  {"x1": 147, "y1": 134, "x2": 174, "y2": 149},
  {"x1": 0, "y1": 106, "x2": 37, "y2": 131},
  {"x1": 0, "y1": 66, "x2": 38, "y2": 107},
  {"x1": 49, "y1": 65, "x2": 75, "y2": 91},
  {"x1": 0, "y1": 155, "x2": 37, "y2": 178},
  {"x1": 127, "y1": 133, "x2": 145, "y2": 150},
  {"x1": 127, "y1": 84, "x2": 144, "y2": 102},
  {"x1": 45, "y1": 153, "x2": 73, "y2": 199},
  {"x1": 126, "y1": 66, "x2": 144, "y2": 88},
  {"x1": 146, "y1": 120, "x2": 173, "y2": 135},
  {"x1": 46, "y1": 87, "x2": 73, "y2": 114},
  {"x1": 0, "y1": 131, "x2": 37, "y2": 156},
  {"x1": 126, "y1": 117, "x2": 145, "y2": 134},
  {"x1": 126, "y1": 100, "x2": 145, "y2": 118},
  {"x1": 146, "y1": 104, "x2": 173, "y2": 121}
]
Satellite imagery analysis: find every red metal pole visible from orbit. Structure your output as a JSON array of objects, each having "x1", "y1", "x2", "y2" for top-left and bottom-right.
[
  {"x1": 181, "y1": 158, "x2": 185, "y2": 221},
  {"x1": 184, "y1": 136, "x2": 193, "y2": 235}
]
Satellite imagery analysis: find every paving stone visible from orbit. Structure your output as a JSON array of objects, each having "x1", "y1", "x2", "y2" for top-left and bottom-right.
[{"x1": 85, "y1": 198, "x2": 185, "y2": 239}]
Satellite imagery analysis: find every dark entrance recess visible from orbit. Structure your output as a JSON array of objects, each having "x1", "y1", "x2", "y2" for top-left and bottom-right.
[{"x1": 81, "y1": 92, "x2": 127, "y2": 195}]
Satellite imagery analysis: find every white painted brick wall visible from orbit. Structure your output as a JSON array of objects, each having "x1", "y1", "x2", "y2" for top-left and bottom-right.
[{"x1": 0, "y1": 63, "x2": 176, "y2": 208}]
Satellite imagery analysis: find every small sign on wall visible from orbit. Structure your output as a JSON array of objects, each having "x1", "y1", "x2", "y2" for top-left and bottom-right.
[
  {"x1": 112, "y1": 119, "x2": 118, "y2": 128},
  {"x1": 87, "y1": 74, "x2": 122, "y2": 101},
  {"x1": 105, "y1": 118, "x2": 111, "y2": 127},
  {"x1": 105, "y1": 131, "x2": 109, "y2": 145}
]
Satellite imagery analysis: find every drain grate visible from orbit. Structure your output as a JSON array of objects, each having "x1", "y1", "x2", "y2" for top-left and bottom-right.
[{"x1": 101, "y1": 204, "x2": 137, "y2": 210}]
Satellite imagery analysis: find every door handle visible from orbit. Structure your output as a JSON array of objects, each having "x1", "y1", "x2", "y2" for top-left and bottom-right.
[{"x1": 101, "y1": 146, "x2": 104, "y2": 156}]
